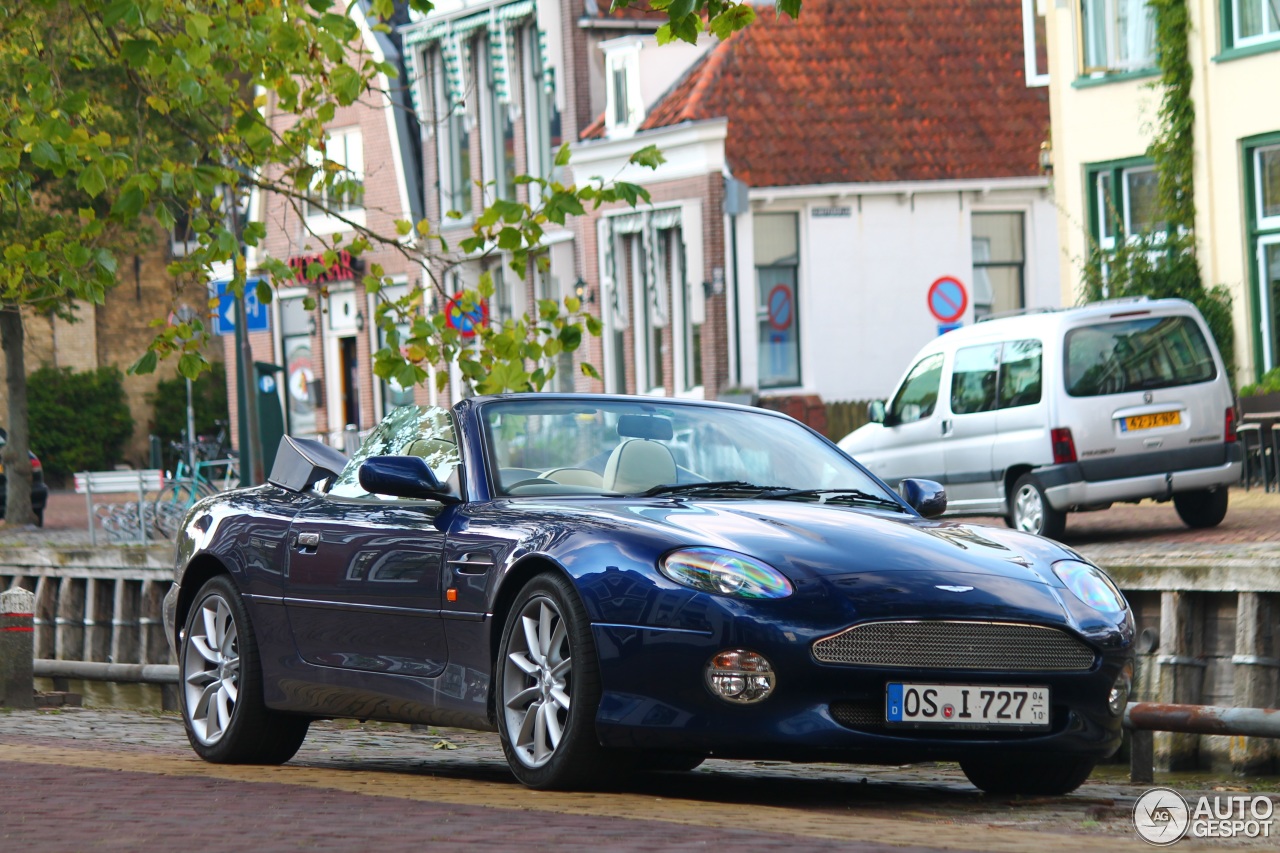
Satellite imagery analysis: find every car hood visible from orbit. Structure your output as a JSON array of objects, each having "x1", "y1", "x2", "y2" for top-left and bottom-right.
[{"x1": 554, "y1": 497, "x2": 1074, "y2": 586}]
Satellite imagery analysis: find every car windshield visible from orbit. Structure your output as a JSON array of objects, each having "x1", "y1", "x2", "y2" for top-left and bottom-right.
[{"x1": 480, "y1": 398, "x2": 896, "y2": 503}]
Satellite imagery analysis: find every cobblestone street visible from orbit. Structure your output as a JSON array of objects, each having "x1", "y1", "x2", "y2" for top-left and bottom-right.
[{"x1": 2, "y1": 709, "x2": 1278, "y2": 851}]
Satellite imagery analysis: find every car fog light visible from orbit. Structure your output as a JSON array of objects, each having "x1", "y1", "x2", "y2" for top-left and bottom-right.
[
  {"x1": 706, "y1": 650, "x2": 776, "y2": 704},
  {"x1": 1108, "y1": 662, "x2": 1133, "y2": 717}
]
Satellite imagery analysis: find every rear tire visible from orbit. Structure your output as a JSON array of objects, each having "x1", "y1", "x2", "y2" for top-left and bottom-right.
[
  {"x1": 179, "y1": 575, "x2": 309, "y2": 764},
  {"x1": 960, "y1": 754, "x2": 1095, "y2": 795},
  {"x1": 1008, "y1": 474, "x2": 1066, "y2": 540},
  {"x1": 1173, "y1": 488, "x2": 1228, "y2": 529}
]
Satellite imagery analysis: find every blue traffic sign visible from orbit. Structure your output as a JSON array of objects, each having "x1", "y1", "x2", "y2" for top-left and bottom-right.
[
  {"x1": 213, "y1": 279, "x2": 270, "y2": 336},
  {"x1": 927, "y1": 276, "x2": 968, "y2": 324}
]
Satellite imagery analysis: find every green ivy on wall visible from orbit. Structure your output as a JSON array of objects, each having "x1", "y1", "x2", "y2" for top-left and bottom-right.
[{"x1": 1083, "y1": 0, "x2": 1234, "y2": 383}]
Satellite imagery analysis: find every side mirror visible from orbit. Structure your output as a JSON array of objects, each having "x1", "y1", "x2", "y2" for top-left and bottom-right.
[
  {"x1": 359, "y1": 456, "x2": 457, "y2": 502},
  {"x1": 899, "y1": 478, "x2": 947, "y2": 518},
  {"x1": 867, "y1": 400, "x2": 886, "y2": 424}
]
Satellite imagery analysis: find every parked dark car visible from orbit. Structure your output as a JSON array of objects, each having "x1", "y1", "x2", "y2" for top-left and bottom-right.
[
  {"x1": 163, "y1": 394, "x2": 1134, "y2": 794},
  {"x1": 0, "y1": 426, "x2": 48, "y2": 527}
]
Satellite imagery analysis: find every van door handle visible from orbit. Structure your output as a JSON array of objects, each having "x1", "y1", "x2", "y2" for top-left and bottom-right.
[{"x1": 940, "y1": 419, "x2": 953, "y2": 436}]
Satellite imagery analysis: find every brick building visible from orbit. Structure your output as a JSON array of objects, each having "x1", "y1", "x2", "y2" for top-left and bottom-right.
[
  {"x1": 1, "y1": 230, "x2": 213, "y2": 468},
  {"x1": 227, "y1": 1, "x2": 425, "y2": 453},
  {"x1": 574, "y1": 0, "x2": 1062, "y2": 405}
]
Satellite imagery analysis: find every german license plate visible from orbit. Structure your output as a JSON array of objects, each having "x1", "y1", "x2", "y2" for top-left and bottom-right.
[
  {"x1": 1121, "y1": 411, "x2": 1180, "y2": 431},
  {"x1": 886, "y1": 683, "x2": 1050, "y2": 727}
]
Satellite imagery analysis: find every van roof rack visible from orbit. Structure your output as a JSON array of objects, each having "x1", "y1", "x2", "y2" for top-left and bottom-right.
[{"x1": 976, "y1": 307, "x2": 1062, "y2": 323}]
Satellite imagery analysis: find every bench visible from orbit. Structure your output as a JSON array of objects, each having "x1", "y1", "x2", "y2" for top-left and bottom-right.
[{"x1": 74, "y1": 470, "x2": 165, "y2": 546}]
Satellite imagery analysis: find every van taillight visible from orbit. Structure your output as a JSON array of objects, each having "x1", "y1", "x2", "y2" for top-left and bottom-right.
[
  {"x1": 1225, "y1": 407, "x2": 1237, "y2": 443},
  {"x1": 1051, "y1": 428, "x2": 1077, "y2": 465}
]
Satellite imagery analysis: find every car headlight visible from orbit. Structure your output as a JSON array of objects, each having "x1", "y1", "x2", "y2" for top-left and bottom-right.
[
  {"x1": 659, "y1": 547, "x2": 793, "y2": 599},
  {"x1": 1052, "y1": 560, "x2": 1127, "y2": 614}
]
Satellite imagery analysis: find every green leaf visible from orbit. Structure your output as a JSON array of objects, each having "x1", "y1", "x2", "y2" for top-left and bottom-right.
[
  {"x1": 777, "y1": 0, "x2": 802, "y2": 18},
  {"x1": 129, "y1": 350, "x2": 159, "y2": 375},
  {"x1": 497, "y1": 227, "x2": 523, "y2": 250},
  {"x1": 554, "y1": 143, "x2": 572, "y2": 167},
  {"x1": 29, "y1": 140, "x2": 61, "y2": 170},
  {"x1": 178, "y1": 352, "x2": 206, "y2": 380},
  {"x1": 78, "y1": 164, "x2": 107, "y2": 198},
  {"x1": 710, "y1": 4, "x2": 756, "y2": 39},
  {"x1": 580, "y1": 362, "x2": 602, "y2": 380},
  {"x1": 331, "y1": 66, "x2": 363, "y2": 104},
  {"x1": 628, "y1": 145, "x2": 667, "y2": 170},
  {"x1": 110, "y1": 187, "x2": 146, "y2": 219},
  {"x1": 119, "y1": 39, "x2": 154, "y2": 68}
]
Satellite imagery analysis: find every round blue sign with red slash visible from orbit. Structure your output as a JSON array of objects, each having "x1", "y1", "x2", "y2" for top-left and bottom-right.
[
  {"x1": 927, "y1": 276, "x2": 968, "y2": 324},
  {"x1": 767, "y1": 284, "x2": 793, "y2": 331},
  {"x1": 446, "y1": 292, "x2": 488, "y2": 338}
]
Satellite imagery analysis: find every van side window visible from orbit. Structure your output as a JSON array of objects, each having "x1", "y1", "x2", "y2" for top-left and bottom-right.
[
  {"x1": 998, "y1": 339, "x2": 1043, "y2": 408},
  {"x1": 950, "y1": 345, "x2": 1000, "y2": 414},
  {"x1": 889, "y1": 354, "x2": 944, "y2": 424}
]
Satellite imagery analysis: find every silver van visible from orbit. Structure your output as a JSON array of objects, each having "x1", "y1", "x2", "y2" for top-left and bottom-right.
[{"x1": 838, "y1": 298, "x2": 1241, "y2": 538}]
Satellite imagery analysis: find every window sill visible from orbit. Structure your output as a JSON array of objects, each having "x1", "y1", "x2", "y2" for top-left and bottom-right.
[
  {"x1": 1070, "y1": 68, "x2": 1160, "y2": 89},
  {"x1": 1213, "y1": 40, "x2": 1280, "y2": 64},
  {"x1": 305, "y1": 209, "x2": 366, "y2": 236}
]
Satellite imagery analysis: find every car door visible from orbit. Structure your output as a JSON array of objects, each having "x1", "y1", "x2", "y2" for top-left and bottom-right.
[
  {"x1": 943, "y1": 343, "x2": 1001, "y2": 510},
  {"x1": 283, "y1": 405, "x2": 461, "y2": 678},
  {"x1": 867, "y1": 353, "x2": 947, "y2": 488}
]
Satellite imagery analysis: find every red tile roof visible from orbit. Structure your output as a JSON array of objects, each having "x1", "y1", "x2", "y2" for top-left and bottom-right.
[{"x1": 599, "y1": 0, "x2": 1049, "y2": 188}]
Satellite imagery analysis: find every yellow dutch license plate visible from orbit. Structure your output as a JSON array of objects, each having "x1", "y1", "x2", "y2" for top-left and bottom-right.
[{"x1": 1122, "y1": 411, "x2": 1180, "y2": 432}]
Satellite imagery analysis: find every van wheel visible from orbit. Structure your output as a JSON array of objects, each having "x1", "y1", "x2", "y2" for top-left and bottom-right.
[
  {"x1": 1008, "y1": 474, "x2": 1066, "y2": 539},
  {"x1": 1173, "y1": 488, "x2": 1228, "y2": 529}
]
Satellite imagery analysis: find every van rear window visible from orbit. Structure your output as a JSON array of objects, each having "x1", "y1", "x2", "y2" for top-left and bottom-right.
[{"x1": 1065, "y1": 315, "x2": 1216, "y2": 397}]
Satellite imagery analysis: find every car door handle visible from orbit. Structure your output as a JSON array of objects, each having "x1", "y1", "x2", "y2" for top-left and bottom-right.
[
  {"x1": 940, "y1": 419, "x2": 953, "y2": 436},
  {"x1": 447, "y1": 554, "x2": 495, "y2": 574},
  {"x1": 296, "y1": 532, "x2": 320, "y2": 549}
]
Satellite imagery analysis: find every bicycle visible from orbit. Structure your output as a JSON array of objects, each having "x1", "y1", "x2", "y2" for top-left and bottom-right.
[{"x1": 151, "y1": 427, "x2": 241, "y2": 538}]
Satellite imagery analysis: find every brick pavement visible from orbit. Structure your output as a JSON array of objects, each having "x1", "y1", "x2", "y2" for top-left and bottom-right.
[{"x1": 1, "y1": 709, "x2": 1276, "y2": 851}]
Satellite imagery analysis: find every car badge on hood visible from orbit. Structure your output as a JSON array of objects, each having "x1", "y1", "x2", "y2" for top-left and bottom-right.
[{"x1": 936, "y1": 585, "x2": 974, "y2": 593}]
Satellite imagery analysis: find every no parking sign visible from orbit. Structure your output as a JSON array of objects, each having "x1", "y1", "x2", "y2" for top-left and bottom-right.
[{"x1": 927, "y1": 276, "x2": 968, "y2": 324}]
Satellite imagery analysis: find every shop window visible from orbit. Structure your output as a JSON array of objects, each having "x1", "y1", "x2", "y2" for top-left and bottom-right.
[{"x1": 754, "y1": 213, "x2": 801, "y2": 389}]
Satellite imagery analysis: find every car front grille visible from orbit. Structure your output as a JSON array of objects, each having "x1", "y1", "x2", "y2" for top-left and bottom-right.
[{"x1": 812, "y1": 620, "x2": 1096, "y2": 671}]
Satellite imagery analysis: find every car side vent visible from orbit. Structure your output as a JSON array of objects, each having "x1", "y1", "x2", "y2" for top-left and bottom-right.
[{"x1": 813, "y1": 620, "x2": 1096, "y2": 671}]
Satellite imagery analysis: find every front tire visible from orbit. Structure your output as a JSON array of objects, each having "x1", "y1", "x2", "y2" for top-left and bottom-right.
[
  {"x1": 1173, "y1": 488, "x2": 1228, "y2": 529},
  {"x1": 179, "y1": 575, "x2": 309, "y2": 764},
  {"x1": 1008, "y1": 474, "x2": 1066, "y2": 539},
  {"x1": 960, "y1": 754, "x2": 1095, "y2": 795},
  {"x1": 497, "y1": 573, "x2": 608, "y2": 789}
]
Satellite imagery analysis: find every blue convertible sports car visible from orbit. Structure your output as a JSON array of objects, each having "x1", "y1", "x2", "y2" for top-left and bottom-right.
[{"x1": 163, "y1": 394, "x2": 1134, "y2": 794}]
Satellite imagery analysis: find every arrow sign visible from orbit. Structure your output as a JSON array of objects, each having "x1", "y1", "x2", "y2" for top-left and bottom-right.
[{"x1": 213, "y1": 279, "x2": 270, "y2": 336}]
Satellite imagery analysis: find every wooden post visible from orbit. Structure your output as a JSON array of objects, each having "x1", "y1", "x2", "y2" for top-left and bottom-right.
[
  {"x1": 1156, "y1": 591, "x2": 1206, "y2": 771},
  {"x1": 1130, "y1": 729, "x2": 1155, "y2": 784},
  {"x1": 1231, "y1": 592, "x2": 1279, "y2": 775},
  {"x1": 1, "y1": 588, "x2": 36, "y2": 708}
]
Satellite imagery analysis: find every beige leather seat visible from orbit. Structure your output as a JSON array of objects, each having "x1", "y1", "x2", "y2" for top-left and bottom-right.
[
  {"x1": 603, "y1": 439, "x2": 676, "y2": 494},
  {"x1": 544, "y1": 467, "x2": 604, "y2": 488}
]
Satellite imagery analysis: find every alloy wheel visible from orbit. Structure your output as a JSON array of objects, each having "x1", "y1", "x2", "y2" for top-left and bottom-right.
[
  {"x1": 1013, "y1": 483, "x2": 1044, "y2": 534},
  {"x1": 502, "y1": 595, "x2": 573, "y2": 768},
  {"x1": 182, "y1": 593, "x2": 240, "y2": 745}
]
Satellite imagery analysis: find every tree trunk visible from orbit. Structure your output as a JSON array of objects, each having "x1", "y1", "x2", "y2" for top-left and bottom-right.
[{"x1": 0, "y1": 308, "x2": 37, "y2": 527}]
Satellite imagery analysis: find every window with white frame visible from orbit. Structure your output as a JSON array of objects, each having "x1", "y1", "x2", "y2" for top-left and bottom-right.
[
  {"x1": 972, "y1": 212, "x2": 1026, "y2": 319},
  {"x1": 1090, "y1": 161, "x2": 1164, "y2": 250},
  {"x1": 524, "y1": 27, "x2": 563, "y2": 181},
  {"x1": 1080, "y1": 0, "x2": 1156, "y2": 75},
  {"x1": 754, "y1": 213, "x2": 801, "y2": 389},
  {"x1": 1022, "y1": 0, "x2": 1049, "y2": 86},
  {"x1": 1231, "y1": 0, "x2": 1280, "y2": 49},
  {"x1": 484, "y1": 35, "x2": 517, "y2": 202},
  {"x1": 431, "y1": 47, "x2": 473, "y2": 219},
  {"x1": 604, "y1": 44, "x2": 643, "y2": 135},
  {"x1": 306, "y1": 127, "x2": 364, "y2": 220}
]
